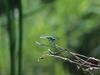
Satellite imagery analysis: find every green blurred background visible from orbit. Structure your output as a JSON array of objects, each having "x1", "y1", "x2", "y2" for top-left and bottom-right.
[{"x1": 0, "y1": 0, "x2": 100, "y2": 75}]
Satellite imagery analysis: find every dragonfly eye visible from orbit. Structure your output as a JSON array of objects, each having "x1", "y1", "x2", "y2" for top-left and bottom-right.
[{"x1": 47, "y1": 37, "x2": 55, "y2": 42}]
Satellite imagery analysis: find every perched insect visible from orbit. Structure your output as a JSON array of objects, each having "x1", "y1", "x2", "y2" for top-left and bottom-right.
[
  {"x1": 37, "y1": 36, "x2": 100, "y2": 75},
  {"x1": 40, "y1": 35, "x2": 56, "y2": 43}
]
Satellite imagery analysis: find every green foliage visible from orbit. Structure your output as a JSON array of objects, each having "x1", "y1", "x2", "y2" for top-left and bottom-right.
[{"x1": 0, "y1": 0, "x2": 100, "y2": 75}]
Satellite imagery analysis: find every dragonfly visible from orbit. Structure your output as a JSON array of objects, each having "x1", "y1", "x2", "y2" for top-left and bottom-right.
[{"x1": 37, "y1": 35, "x2": 100, "y2": 75}]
